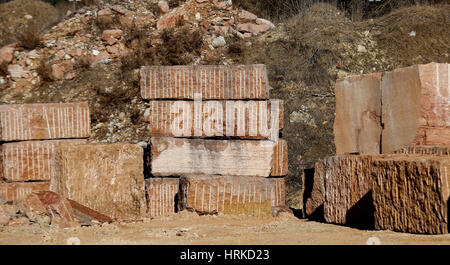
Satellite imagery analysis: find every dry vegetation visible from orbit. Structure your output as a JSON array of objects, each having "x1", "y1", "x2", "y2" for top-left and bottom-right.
[{"x1": 0, "y1": 0, "x2": 60, "y2": 47}]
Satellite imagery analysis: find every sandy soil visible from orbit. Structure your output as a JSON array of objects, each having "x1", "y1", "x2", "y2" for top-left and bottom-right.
[{"x1": 0, "y1": 211, "x2": 449, "y2": 245}]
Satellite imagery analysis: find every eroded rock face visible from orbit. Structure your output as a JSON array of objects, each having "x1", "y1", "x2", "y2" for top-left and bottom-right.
[
  {"x1": 323, "y1": 155, "x2": 375, "y2": 228},
  {"x1": 146, "y1": 178, "x2": 179, "y2": 218},
  {"x1": 372, "y1": 155, "x2": 449, "y2": 234},
  {"x1": 1, "y1": 139, "x2": 86, "y2": 182},
  {"x1": 51, "y1": 143, "x2": 146, "y2": 221},
  {"x1": 334, "y1": 73, "x2": 382, "y2": 155},
  {"x1": 382, "y1": 63, "x2": 450, "y2": 153},
  {"x1": 150, "y1": 137, "x2": 282, "y2": 177},
  {"x1": 0, "y1": 102, "x2": 90, "y2": 141},
  {"x1": 178, "y1": 175, "x2": 285, "y2": 217},
  {"x1": 140, "y1": 65, "x2": 270, "y2": 100}
]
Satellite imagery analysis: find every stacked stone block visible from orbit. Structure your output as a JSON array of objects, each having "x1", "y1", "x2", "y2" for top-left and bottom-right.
[
  {"x1": 140, "y1": 64, "x2": 288, "y2": 217},
  {"x1": 0, "y1": 102, "x2": 89, "y2": 203}
]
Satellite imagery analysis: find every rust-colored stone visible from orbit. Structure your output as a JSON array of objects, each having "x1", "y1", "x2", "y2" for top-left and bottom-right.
[
  {"x1": 2, "y1": 139, "x2": 86, "y2": 182},
  {"x1": 372, "y1": 155, "x2": 449, "y2": 234},
  {"x1": 150, "y1": 138, "x2": 278, "y2": 177},
  {"x1": 140, "y1": 65, "x2": 269, "y2": 100},
  {"x1": 24, "y1": 191, "x2": 79, "y2": 228},
  {"x1": 51, "y1": 143, "x2": 146, "y2": 221},
  {"x1": 146, "y1": 178, "x2": 179, "y2": 218},
  {"x1": 0, "y1": 102, "x2": 90, "y2": 141},
  {"x1": 178, "y1": 176, "x2": 285, "y2": 217},
  {"x1": 67, "y1": 199, "x2": 113, "y2": 224},
  {"x1": 146, "y1": 100, "x2": 283, "y2": 139},
  {"x1": 334, "y1": 73, "x2": 382, "y2": 155},
  {"x1": 0, "y1": 182, "x2": 50, "y2": 203},
  {"x1": 382, "y1": 63, "x2": 450, "y2": 153}
]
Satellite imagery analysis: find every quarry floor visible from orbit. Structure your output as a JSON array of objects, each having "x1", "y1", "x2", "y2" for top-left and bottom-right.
[{"x1": 0, "y1": 211, "x2": 449, "y2": 245}]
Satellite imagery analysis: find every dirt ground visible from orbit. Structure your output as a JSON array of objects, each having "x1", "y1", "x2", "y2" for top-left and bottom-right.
[{"x1": 0, "y1": 211, "x2": 448, "y2": 245}]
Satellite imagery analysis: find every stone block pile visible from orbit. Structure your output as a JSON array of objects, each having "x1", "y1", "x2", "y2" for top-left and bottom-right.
[
  {"x1": 0, "y1": 102, "x2": 90, "y2": 203},
  {"x1": 305, "y1": 62, "x2": 450, "y2": 234},
  {"x1": 140, "y1": 64, "x2": 288, "y2": 217}
]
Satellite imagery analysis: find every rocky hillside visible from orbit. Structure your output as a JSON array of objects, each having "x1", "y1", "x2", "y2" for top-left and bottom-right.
[{"x1": 0, "y1": 0, "x2": 449, "y2": 210}]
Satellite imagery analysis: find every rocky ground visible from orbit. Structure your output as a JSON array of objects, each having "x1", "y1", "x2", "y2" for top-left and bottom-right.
[{"x1": 0, "y1": 211, "x2": 449, "y2": 245}]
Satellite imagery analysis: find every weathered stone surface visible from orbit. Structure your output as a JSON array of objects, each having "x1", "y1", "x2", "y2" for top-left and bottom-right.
[
  {"x1": 0, "y1": 102, "x2": 90, "y2": 141},
  {"x1": 178, "y1": 176, "x2": 285, "y2": 216},
  {"x1": 146, "y1": 178, "x2": 179, "y2": 218},
  {"x1": 101, "y1": 29, "x2": 123, "y2": 45},
  {"x1": 305, "y1": 160, "x2": 325, "y2": 219},
  {"x1": 150, "y1": 138, "x2": 278, "y2": 177},
  {"x1": 51, "y1": 143, "x2": 146, "y2": 221},
  {"x1": 394, "y1": 145, "x2": 450, "y2": 156},
  {"x1": 382, "y1": 63, "x2": 450, "y2": 153},
  {"x1": 2, "y1": 139, "x2": 86, "y2": 182},
  {"x1": 323, "y1": 155, "x2": 375, "y2": 227},
  {"x1": 371, "y1": 155, "x2": 449, "y2": 234},
  {"x1": 271, "y1": 139, "x2": 288, "y2": 176},
  {"x1": 334, "y1": 73, "x2": 382, "y2": 155},
  {"x1": 146, "y1": 100, "x2": 283, "y2": 139},
  {"x1": 0, "y1": 182, "x2": 50, "y2": 203},
  {"x1": 140, "y1": 65, "x2": 269, "y2": 100}
]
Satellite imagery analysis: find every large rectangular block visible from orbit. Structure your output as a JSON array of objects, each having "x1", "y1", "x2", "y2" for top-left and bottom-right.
[
  {"x1": 146, "y1": 100, "x2": 283, "y2": 139},
  {"x1": 2, "y1": 139, "x2": 86, "y2": 182},
  {"x1": 372, "y1": 155, "x2": 449, "y2": 234},
  {"x1": 146, "y1": 178, "x2": 179, "y2": 218},
  {"x1": 0, "y1": 102, "x2": 90, "y2": 141},
  {"x1": 394, "y1": 145, "x2": 450, "y2": 156},
  {"x1": 0, "y1": 182, "x2": 50, "y2": 203},
  {"x1": 178, "y1": 176, "x2": 285, "y2": 216},
  {"x1": 50, "y1": 143, "x2": 146, "y2": 221},
  {"x1": 140, "y1": 65, "x2": 269, "y2": 100},
  {"x1": 334, "y1": 73, "x2": 382, "y2": 155},
  {"x1": 382, "y1": 63, "x2": 449, "y2": 153},
  {"x1": 150, "y1": 137, "x2": 285, "y2": 177},
  {"x1": 323, "y1": 155, "x2": 375, "y2": 227}
]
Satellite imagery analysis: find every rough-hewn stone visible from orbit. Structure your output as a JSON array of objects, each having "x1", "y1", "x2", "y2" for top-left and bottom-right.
[
  {"x1": 2, "y1": 139, "x2": 86, "y2": 182},
  {"x1": 146, "y1": 178, "x2": 179, "y2": 218},
  {"x1": 372, "y1": 155, "x2": 449, "y2": 234},
  {"x1": 150, "y1": 138, "x2": 281, "y2": 177},
  {"x1": 323, "y1": 155, "x2": 375, "y2": 227},
  {"x1": 146, "y1": 100, "x2": 283, "y2": 139},
  {"x1": 51, "y1": 143, "x2": 146, "y2": 221},
  {"x1": 334, "y1": 73, "x2": 382, "y2": 155},
  {"x1": 140, "y1": 65, "x2": 269, "y2": 100},
  {"x1": 0, "y1": 102, "x2": 90, "y2": 141},
  {"x1": 305, "y1": 160, "x2": 325, "y2": 219},
  {"x1": 178, "y1": 176, "x2": 285, "y2": 216}
]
